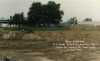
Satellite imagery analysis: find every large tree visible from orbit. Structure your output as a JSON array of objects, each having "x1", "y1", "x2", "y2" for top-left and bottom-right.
[
  {"x1": 27, "y1": 2, "x2": 42, "y2": 27},
  {"x1": 27, "y1": 1, "x2": 64, "y2": 27}
]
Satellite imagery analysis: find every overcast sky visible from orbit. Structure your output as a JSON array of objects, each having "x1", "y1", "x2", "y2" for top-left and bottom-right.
[{"x1": 0, "y1": 0, "x2": 100, "y2": 21}]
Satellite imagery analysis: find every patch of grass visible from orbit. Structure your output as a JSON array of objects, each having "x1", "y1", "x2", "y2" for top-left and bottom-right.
[{"x1": 1, "y1": 27, "x2": 65, "y2": 32}]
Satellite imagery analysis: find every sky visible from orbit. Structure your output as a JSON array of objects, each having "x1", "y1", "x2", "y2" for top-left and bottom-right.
[{"x1": 0, "y1": 0, "x2": 100, "y2": 21}]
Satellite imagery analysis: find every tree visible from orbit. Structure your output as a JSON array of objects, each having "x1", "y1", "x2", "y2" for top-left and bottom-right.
[
  {"x1": 9, "y1": 13, "x2": 25, "y2": 30},
  {"x1": 67, "y1": 17, "x2": 78, "y2": 25},
  {"x1": 27, "y1": 2, "x2": 42, "y2": 27},
  {"x1": 65, "y1": 17, "x2": 78, "y2": 30},
  {"x1": 84, "y1": 18, "x2": 92, "y2": 22},
  {"x1": 9, "y1": 16, "x2": 13, "y2": 27},
  {"x1": 27, "y1": 1, "x2": 64, "y2": 27}
]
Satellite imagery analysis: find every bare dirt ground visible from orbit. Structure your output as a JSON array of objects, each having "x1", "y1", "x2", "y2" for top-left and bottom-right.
[{"x1": 0, "y1": 28, "x2": 100, "y2": 61}]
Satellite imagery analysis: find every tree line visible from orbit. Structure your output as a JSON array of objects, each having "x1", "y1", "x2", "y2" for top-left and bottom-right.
[{"x1": 8, "y1": 1, "x2": 64, "y2": 30}]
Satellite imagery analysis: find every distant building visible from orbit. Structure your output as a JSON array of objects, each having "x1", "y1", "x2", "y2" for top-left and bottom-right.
[{"x1": 0, "y1": 20, "x2": 9, "y2": 27}]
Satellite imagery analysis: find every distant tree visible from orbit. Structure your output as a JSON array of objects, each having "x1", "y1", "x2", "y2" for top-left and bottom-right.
[
  {"x1": 84, "y1": 18, "x2": 92, "y2": 22},
  {"x1": 9, "y1": 16, "x2": 13, "y2": 27},
  {"x1": 9, "y1": 13, "x2": 25, "y2": 30},
  {"x1": 27, "y1": 1, "x2": 64, "y2": 27},
  {"x1": 65, "y1": 17, "x2": 78, "y2": 30},
  {"x1": 67, "y1": 17, "x2": 78, "y2": 26}
]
